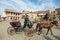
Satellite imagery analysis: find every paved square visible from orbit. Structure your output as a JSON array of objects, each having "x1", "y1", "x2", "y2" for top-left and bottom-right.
[{"x1": 0, "y1": 21, "x2": 60, "y2": 40}]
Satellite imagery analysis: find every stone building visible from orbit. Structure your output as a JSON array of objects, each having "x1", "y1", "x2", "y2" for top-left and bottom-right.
[
  {"x1": 56, "y1": 8, "x2": 60, "y2": 20},
  {"x1": 22, "y1": 10, "x2": 49, "y2": 22},
  {"x1": 1, "y1": 9, "x2": 22, "y2": 21},
  {"x1": 36, "y1": 10, "x2": 49, "y2": 17},
  {"x1": 1, "y1": 7, "x2": 60, "y2": 21},
  {"x1": 22, "y1": 10, "x2": 37, "y2": 20},
  {"x1": 49, "y1": 7, "x2": 60, "y2": 20}
]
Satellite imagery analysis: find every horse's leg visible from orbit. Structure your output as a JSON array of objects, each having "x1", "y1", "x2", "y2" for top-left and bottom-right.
[
  {"x1": 46, "y1": 28, "x2": 50, "y2": 35},
  {"x1": 50, "y1": 28, "x2": 53, "y2": 35},
  {"x1": 17, "y1": 27, "x2": 20, "y2": 32},
  {"x1": 22, "y1": 23, "x2": 26, "y2": 30},
  {"x1": 38, "y1": 28, "x2": 42, "y2": 35},
  {"x1": 36, "y1": 25, "x2": 38, "y2": 31},
  {"x1": 55, "y1": 23, "x2": 59, "y2": 28}
]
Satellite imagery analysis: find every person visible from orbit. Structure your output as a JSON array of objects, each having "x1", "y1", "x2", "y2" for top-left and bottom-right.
[
  {"x1": 44, "y1": 13, "x2": 49, "y2": 20},
  {"x1": 22, "y1": 14, "x2": 31, "y2": 30},
  {"x1": 43, "y1": 13, "x2": 50, "y2": 23}
]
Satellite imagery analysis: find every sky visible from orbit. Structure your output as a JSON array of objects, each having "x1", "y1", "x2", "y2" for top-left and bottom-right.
[{"x1": 0, "y1": 0, "x2": 60, "y2": 14}]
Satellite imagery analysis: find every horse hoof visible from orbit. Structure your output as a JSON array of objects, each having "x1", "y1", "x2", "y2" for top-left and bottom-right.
[
  {"x1": 38, "y1": 34, "x2": 40, "y2": 35},
  {"x1": 38, "y1": 33, "x2": 41, "y2": 35},
  {"x1": 46, "y1": 34, "x2": 48, "y2": 35},
  {"x1": 51, "y1": 33, "x2": 53, "y2": 35}
]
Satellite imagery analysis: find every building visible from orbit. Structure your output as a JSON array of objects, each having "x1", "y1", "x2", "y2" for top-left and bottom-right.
[
  {"x1": 1, "y1": 9, "x2": 22, "y2": 21},
  {"x1": 56, "y1": 8, "x2": 60, "y2": 20},
  {"x1": 22, "y1": 10, "x2": 49, "y2": 22},
  {"x1": 49, "y1": 7, "x2": 58, "y2": 20},
  {"x1": 49, "y1": 7, "x2": 60, "y2": 20},
  {"x1": 22, "y1": 10, "x2": 37, "y2": 19},
  {"x1": 1, "y1": 12, "x2": 7, "y2": 21},
  {"x1": 1, "y1": 7, "x2": 60, "y2": 21},
  {"x1": 49, "y1": 8, "x2": 57, "y2": 16},
  {"x1": 36, "y1": 10, "x2": 49, "y2": 17}
]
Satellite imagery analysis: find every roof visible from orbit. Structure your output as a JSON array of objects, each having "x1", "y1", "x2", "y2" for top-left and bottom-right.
[
  {"x1": 36, "y1": 10, "x2": 49, "y2": 14},
  {"x1": 5, "y1": 9, "x2": 22, "y2": 14}
]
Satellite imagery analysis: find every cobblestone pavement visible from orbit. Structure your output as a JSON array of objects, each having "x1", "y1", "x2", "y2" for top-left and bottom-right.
[{"x1": 0, "y1": 21, "x2": 60, "y2": 40}]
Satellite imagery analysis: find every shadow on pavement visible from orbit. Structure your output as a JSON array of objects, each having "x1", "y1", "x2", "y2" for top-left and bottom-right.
[
  {"x1": 54, "y1": 26, "x2": 60, "y2": 30},
  {"x1": 52, "y1": 35, "x2": 60, "y2": 40},
  {"x1": 43, "y1": 35, "x2": 53, "y2": 40}
]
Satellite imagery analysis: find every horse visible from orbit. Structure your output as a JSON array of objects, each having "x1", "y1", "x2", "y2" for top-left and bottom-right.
[{"x1": 36, "y1": 20, "x2": 58, "y2": 35}]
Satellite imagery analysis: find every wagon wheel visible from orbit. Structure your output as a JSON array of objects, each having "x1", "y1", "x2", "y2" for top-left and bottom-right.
[
  {"x1": 25, "y1": 28, "x2": 34, "y2": 37},
  {"x1": 7, "y1": 26, "x2": 15, "y2": 35}
]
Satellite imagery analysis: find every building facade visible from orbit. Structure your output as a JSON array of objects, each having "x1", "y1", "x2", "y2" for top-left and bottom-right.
[
  {"x1": 1, "y1": 7, "x2": 60, "y2": 21},
  {"x1": 49, "y1": 7, "x2": 59, "y2": 20},
  {"x1": 22, "y1": 10, "x2": 37, "y2": 21},
  {"x1": 56, "y1": 8, "x2": 60, "y2": 20},
  {"x1": 1, "y1": 9, "x2": 22, "y2": 21}
]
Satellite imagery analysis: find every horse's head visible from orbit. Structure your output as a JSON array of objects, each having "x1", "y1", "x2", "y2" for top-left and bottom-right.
[{"x1": 51, "y1": 20, "x2": 58, "y2": 27}]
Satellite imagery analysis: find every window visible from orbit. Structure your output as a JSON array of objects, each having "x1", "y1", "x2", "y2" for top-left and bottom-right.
[
  {"x1": 11, "y1": 17, "x2": 12, "y2": 20},
  {"x1": 16, "y1": 13, "x2": 17, "y2": 15},
  {"x1": 54, "y1": 11, "x2": 55, "y2": 14},
  {"x1": 18, "y1": 17, "x2": 19, "y2": 19},
  {"x1": 51, "y1": 12, "x2": 52, "y2": 14}
]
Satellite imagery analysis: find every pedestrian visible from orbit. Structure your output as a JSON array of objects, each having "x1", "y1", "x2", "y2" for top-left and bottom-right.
[{"x1": 22, "y1": 14, "x2": 30, "y2": 30}]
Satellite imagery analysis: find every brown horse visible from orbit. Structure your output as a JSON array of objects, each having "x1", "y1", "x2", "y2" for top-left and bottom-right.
[{"x1": 36, "y1": 20, "x2": 58, "y2": 35}]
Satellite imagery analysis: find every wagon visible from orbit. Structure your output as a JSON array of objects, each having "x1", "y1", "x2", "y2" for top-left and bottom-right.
[{"x1": 7, "y1": 21, "x2": 21, "y2": 35}]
